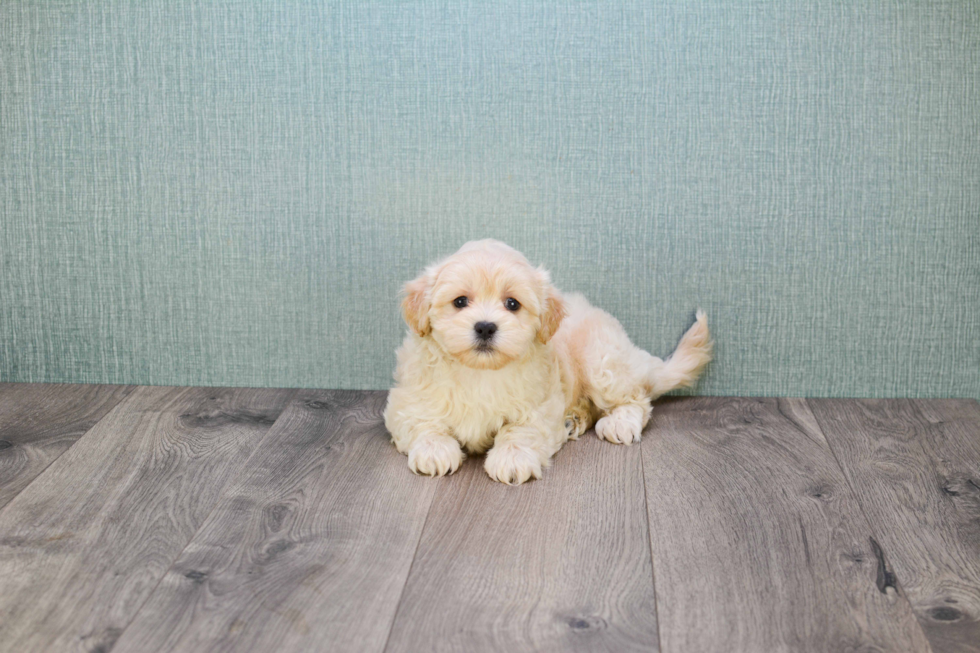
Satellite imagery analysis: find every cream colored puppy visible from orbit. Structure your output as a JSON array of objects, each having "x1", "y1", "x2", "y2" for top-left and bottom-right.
[{"x1": 384, "y1": 239, "x2": 712, "y2": 485}]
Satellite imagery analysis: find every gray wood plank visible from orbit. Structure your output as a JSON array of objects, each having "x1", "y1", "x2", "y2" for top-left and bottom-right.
[
  {"x1": 0, "y1": 385, "x2": 295, "y2": 653},
  {"x1": 0, "y1": 383, "x2": 135, "y2": 509},
  {"x1": 641, "y1": 397, "x2": 931, "y2": 652},
  {"x1": 809, "y1": 398, "x2": 980, "y2": 653},
  {"x1": 385, "y1": 431, "x2": 659, "y2": 652},
  {"x1": 111, "y1": 390, "x2": 439, "y2": 653}
]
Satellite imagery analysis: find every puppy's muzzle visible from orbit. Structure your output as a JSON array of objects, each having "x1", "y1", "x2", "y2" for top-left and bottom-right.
[{"x1": 473, "y1": 321, "x2": 497, "y2": 342}]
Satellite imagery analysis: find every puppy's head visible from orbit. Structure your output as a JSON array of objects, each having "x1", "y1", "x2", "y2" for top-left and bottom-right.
[{"x1": 402, "y1": 239, "x2": 565, "y2": 370}]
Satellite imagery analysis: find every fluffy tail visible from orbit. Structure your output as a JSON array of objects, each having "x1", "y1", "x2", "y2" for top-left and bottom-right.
[{"x1": 646, "y1": 310, "x2": 713, "y2": 399}]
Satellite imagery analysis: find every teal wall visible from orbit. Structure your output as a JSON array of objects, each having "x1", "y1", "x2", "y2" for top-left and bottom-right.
[{"x1": 2, "y1": 1, "x2": 978, "y2": 397}]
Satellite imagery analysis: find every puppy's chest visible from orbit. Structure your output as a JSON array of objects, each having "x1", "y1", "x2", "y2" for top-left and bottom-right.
[{"x1": 444, "y1": 368, "x2": 542, "y2": 451}]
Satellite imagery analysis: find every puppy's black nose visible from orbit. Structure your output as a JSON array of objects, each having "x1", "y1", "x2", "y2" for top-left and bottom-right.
[{"x1": 474, "y1": 321, "x2": 497, "y2": 341}]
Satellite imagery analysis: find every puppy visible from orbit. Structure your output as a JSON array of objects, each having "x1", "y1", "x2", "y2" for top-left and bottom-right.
[{"x1": 383, "y1": 239, "x2": 712, "y2": 484}]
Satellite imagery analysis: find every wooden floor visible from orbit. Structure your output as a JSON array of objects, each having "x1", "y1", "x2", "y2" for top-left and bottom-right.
[{"x1": 1, "y1": 385, "x2": 979, "y2": 652}]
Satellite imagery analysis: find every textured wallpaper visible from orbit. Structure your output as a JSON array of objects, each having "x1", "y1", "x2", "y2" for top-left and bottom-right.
[{"x1": 1, "y1": 1, "x2": 978, "y2": 397}]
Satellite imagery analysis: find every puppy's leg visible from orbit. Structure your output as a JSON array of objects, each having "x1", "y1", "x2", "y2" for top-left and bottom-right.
[
  {"x1": 384, "y1": 390, "x2": 463, "y2": 477},
  {"x1": 595, "y1": 403, "x2": 651, "y2": 445},
  {"x1": 407, "y1": 431, "x2": 464, "y2": 477},
  {"x1": 394, "y1": 421, "x2": 464, "y2": 477},
  {"x1": 571, "y1": 307, "x2": 657, "y2": 445},
  {"x1": 596, "y1": 311, "x2": 711, "y2": 446},
  {"x1": 571, "y1": 306, "x2": 711, "y2": 446},
  {"x1": 563, "y1": 395, "x2": 594, "y2": 440},
  {"x1": 485, "y1": 396, "x2": 566, "y2": 485},
  {"x1": 484, "y1": 425, "x2": 554, "y2": 485}
]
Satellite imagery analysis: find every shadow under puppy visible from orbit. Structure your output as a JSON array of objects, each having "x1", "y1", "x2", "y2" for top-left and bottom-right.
[{"x1": 384, "y1": 239, "x2": 712, "y2": 485}]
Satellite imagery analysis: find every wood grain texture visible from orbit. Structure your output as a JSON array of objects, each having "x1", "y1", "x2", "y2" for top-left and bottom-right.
[
  {"x1": 641, "y1": 397, "x2": 931, "y2": 653},
  {"x1": 4, "y1": 385, "x2": 980, "y2": 653},
  {"x1": 385, "y1": 432, "x2": 659, "y2": 653},
  {"x1": 0, "y1": 383, "x2": 135, "y2": 509},
  {"x1": 809, "y1": 398, "x2": 980, "y2": 653},
  {"x1": 0, "y1": 385, "x2": 295, "y2": 653},
  {"x1": 111, "y1": 390, "x2": 439, "y2": 653}
]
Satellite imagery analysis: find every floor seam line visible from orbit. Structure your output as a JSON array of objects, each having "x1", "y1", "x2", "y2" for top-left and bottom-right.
[
  {"x1": 380, "y1": 476, "x2": 439, "y2": 653},
  {"x1": 640, "y1": 428, "x2": 665, "y2": 653}
]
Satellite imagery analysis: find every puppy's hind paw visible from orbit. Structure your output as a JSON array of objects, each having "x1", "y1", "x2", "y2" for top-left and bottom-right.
[
  {"x1": 564, "y1": 414, "x2": 588, "y2": 440},
  {"x1": 595, "y1": 405, "x2": 645, "y2": 445},
  {"x1": 484, "y1": 442, "x2": 543, "y2": 485},
  {"x1": 408, "y1": 435, "x2": 464, "y2": 477}
]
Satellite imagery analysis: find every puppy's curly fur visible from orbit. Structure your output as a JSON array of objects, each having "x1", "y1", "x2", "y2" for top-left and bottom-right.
[{"x1": 384, "y1": 239, "x2": 712, "y2": 484}]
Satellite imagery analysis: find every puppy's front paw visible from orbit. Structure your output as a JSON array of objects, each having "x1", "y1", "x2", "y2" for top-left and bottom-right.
[
  {"x1": 484, "y1": 442, "x2": 542, "y2": 485},
  {"x1": 407, "y1": 435, "x2": 464, "y2": 477},
  {"x1": 595, "y1": 405, "x2": 644, "y2": 445}
]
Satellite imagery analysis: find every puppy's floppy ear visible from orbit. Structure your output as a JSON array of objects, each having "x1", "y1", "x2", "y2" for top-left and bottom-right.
[
  {"x1": 401, "y1": 273, "x2": 432, "y2": 337},
  {"x1": 536, "y1": 269, "x2": 566, "y2": 344}
]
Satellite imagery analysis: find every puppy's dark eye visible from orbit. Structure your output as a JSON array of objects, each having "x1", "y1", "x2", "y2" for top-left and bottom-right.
[
  {"x1": 505, "y1": 298, "x2": 520, "y2": 311},
  {"x1": 453, "y1": 296, "x2": 469, "y2": 309}
]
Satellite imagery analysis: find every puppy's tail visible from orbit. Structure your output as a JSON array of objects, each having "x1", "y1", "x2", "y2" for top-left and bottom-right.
[{"x1": 646, "y1": 310, "x2": 713, "y2": 399}]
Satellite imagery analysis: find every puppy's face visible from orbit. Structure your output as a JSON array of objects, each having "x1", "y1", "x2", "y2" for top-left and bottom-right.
[{"x1": 402, "y1": 240, "x2": 565, "y2": 370}]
